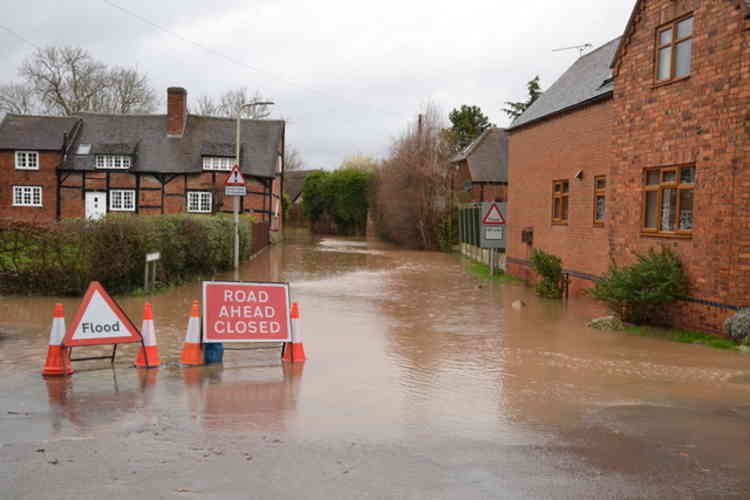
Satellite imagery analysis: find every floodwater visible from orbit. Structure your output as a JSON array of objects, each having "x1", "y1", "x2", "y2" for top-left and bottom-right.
[{"x1": 1, "y1": 228, "x2": 749, "y2": 499}]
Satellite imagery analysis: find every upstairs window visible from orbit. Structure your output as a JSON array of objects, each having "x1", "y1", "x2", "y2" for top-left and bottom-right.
[
  {"x1": 656, "y1": 15, "x2": 693, "y2": 83},
  {"x1": 96, "y1": 155, "x2": 132, "y2": 169},
  {"x1": 109, "y1": 189, "x2": 136, "y2": 212},
  {"x1": 552, "y1": 180, "x2": 569, "y2": 225},
  {"x1": 202, "y1": 156, "x2": 234, "y2": 171},
  {"x1": 12, "y1": 185, "x2": 43, "y2": 207},
  {"x1": 187, "y1": 191, "x2": 212, "y2": 214},
  {"x1": 15, "y1": 151, "x2": 39, "y2": 170},
  {"x1": 593, "y1": 176, "x2": 606, "y2": 225},
  {"x1": 643, "y1": 165, "x2": 695, "y2": 236}
]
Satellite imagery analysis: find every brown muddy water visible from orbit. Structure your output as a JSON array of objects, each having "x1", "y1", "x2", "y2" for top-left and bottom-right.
[{"x1": 1, "y1": 228, "x2": 749, "y2": 499}]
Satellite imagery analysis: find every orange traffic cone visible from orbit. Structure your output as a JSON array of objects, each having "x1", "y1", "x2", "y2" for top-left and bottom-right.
[
  {"x1": 43, "y1": 303, "x2": 74, "y2": 376},
  {"x1": 180, "y1": 300, "x2": 204, "y2": 366},
  {"x1": 135, "y1": 303, "x2": 160, "y2": 368},
  {"x1": 284, "y1": 302, "x2": 307, "y2": 363}
]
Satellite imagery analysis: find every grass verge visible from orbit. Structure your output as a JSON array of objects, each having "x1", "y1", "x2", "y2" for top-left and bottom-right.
[
  {"x1": 624, "y1": 325, "x2": 739, "y2": 351},
  {"x1": 461, "y1": 256, "x2": 521, "y2": 283}
]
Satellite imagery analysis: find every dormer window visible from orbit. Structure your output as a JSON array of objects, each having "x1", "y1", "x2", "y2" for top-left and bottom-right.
[
  {"x1": 77, "y1": 144, "x2": 91, "y2": 155},
  {"x1": 656, "y1": 15, "x2": 693, "y2": 83},
  {"x1": 15, "y1": 151, "x2": 39, "y2": 170},
  {"x1": 96, "y1": 154, "x2": 132, "y2": 169},
  {"x1": 203, "y1": 156, "x2": 234, "y2": 171}
]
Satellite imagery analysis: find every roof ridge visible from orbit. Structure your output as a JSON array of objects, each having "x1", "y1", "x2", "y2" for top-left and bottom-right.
[{"x1": 2, "y1": 114, "x2": 78, "y2": 120}]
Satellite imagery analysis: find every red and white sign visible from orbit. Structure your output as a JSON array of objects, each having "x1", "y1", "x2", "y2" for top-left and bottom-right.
[
  {"x1": 224, "y1": 165, "x2": 245, "y2": 186},
  {"x1": 63, "y1": 282, "x2": 142, "y2": 346},
  {"x1": 482, "y1": 202, "x2": 506, "y2": 225},
  {"x1": 202, "y1": 281, "x2": 291, "y2": 343}
]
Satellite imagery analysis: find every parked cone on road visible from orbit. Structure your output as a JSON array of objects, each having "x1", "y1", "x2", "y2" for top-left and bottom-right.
[
  {"x1": 180, "y1": 300, "x2": 204, "y2": 366},
  {"x1": 42, "y1": 303, "x2": 74, "y2": 376},
  {"x1": 134, "y1": 303, "x2": 160, "y2": 368},
  {"x1": 282, "y1": 302, "x2": 307, "y2": 363}
]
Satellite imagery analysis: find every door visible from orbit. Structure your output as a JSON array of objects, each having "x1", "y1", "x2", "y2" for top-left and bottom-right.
[{"x1": 85, "y1": 192, "x2": 106, "y2": 220}]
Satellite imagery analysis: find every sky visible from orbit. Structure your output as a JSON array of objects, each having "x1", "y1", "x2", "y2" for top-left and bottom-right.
[{"x1": 0, "y1": 0, "x2": 635, "y2": 170}]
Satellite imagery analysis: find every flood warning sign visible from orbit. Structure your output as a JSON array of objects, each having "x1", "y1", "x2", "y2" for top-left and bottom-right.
[
  {"x1": 63, "y1": 281, "x2": 142, "y2": 346},
  {"x1": 202, "y1": 281, "x2": 291, "y2": 343}
]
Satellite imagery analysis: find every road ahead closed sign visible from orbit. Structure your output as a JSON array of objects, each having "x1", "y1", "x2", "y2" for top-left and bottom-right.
[{"x1": 202, "y1": 281, "x2": 291, "y2": 343}]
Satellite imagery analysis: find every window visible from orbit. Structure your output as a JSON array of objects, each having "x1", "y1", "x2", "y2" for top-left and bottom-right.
[
  {"x1": 187, "y1": 191, "x2": 212, "y2": 213},
  {"x1": 593, "y1": 176, "x2": 606, "y2": 225},
  {"x1": 109, "y1": 189, "x2": 136, "y2": 212},
  {"x1": 552, "y1": 180, "x2": 569, "y2": 224},
  {"x1": 656, "y1": 15, "x2": 693, "y2": 83},
  {"x1": 15, "y1": 151, "x2": 39, "y2": 170},
  {"x1": 202, "y1": 157, "x2": 234, "y2": 171},
  {"x1": 12, "y1": 185, "x2": 43, "y2": 207},
  {"x1": 643, "y1": 165, "x2": 695, "y2": 235},
  {"x1": 95, "y1": 155, "x2": 132, "y2": 169}
]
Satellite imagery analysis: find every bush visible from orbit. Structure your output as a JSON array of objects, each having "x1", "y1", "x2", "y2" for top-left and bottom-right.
[
  {"x1": 0, "y1": 214, "x2": 252, "y2": 296},
  {"x1": 588, "y1": 248, "x2": 689, "y2": 324},
  {"x1": 437, "y1": 210, "x2": 458, "y2": 252},
  {"x1": 724, "y1": 308, "x2": 750, "y2": 344},
  {"x1": 530, "y1": 248, "x2": 563, "y2": 299},
  {"x1": 301, "y1": 167, "x2": 373, "y2": 236}
]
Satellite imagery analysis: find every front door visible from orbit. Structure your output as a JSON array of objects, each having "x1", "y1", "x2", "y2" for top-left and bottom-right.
[{"x1": 85, "y1": 192, "x2": 106, "y2": 220}]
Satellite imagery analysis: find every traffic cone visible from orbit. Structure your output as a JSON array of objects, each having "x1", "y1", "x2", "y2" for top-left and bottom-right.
[
  {"x1": 134, "y1": 303, "x2": 160, "y2": 368},
  {"x1": 284, "y1": 302, "x2": 307, "y2": 363},
  {"x1": 180, "y1": 300, "x2": 204, "y2": 366},
  {"x1": 43, "y1": 303, "x2": 74, "y2": 376}
]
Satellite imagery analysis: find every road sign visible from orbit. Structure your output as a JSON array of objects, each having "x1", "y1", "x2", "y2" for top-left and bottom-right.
[
  {"x1": 63, "y1": 282, "x2": 142, "y2": 346},
  {"x1": 482, "y1": 202, "x2": 506, "y2": 225},
  {"x1": 202, "y1": 281, "x2": 291, "y2": 343},
  {"x1": 224, "y1": 165, "x2": 245, "y2": 186},
  {"x1": 225, "y1": 185, "x2": 247, "y2": 197},
  {"x1": 146, "y1": 252, "x2": 161, "y2": 262}
]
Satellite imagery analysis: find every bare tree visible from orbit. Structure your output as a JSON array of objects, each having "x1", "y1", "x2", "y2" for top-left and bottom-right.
[
  {"x1": 193, "y1": 95, "x2": 220, "y2": 116},
  {"x1": 284, "y1": 147, "x2": 304, "y2": 171},
  {"x1": 11, "y1": 45, "x2": 157, "y2": 116},
  {"x1": 0, "y1": 82, "x2": 41, "y2": 116},
  {"x1": 192, "y1": 87, "x2": 273, "y2": 118}
]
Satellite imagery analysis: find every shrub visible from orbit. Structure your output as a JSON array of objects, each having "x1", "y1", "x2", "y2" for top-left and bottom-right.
[
  {"x1": 724, "y1": 308, "x2": 750, "y2": 344},
  {"x1": 530, "y1": 248, "x2": 563, "y2": 299},
  {"x1": 437, "y1": 210, "x2": 458, "y2": 252},
  {"x1": 588, "y1": 248, "x2": 689, "y2": 324},
  {"x1": 301, "y1": 167, "x2": 373, "y2": 236},
  {"x1": 0, "y1": 214, "x2": 252, "y2": 296}
]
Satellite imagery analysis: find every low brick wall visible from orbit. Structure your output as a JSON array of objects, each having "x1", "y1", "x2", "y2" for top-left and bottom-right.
[{"x1": 251, "y1": 222, "x2": 270, "y2": 253}]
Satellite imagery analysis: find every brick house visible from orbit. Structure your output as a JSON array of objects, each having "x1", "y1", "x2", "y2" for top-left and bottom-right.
[
  {"x1": 449, "y1": 127, "x2": 508, "y2": 203},
  {"x1": 608, "y1": 0, "x2": 750, "y2": 331},
  {"x1": 506, "y1": 38, "x2": 620, "y2": 295},
  {"x1": 0, "y1": 87, "x2": 284, "y2": 241},
  {"x1": 507, "y1": 0, "x2": 749, "y2": 332}
]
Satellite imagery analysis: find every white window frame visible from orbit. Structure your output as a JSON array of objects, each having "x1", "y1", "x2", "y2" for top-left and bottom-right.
[
  {"x1": 12, "y1": 185, "x2": 43, "y2": 207},
  {"x1": 15, "y1": 151, "x2": 39, "y2": 170},
  {"x1": 95, "y1": 155, "x2": 132, "y2": 169},
  {"x1": 202, "y1": 156, "x2": 234, "y2": 172},
  {"x1": 109, "y1": 189, "x2": 136, "y2": 212},
  {"x1": 187, "y1": 191, "x2": 212, "y2": 214}
]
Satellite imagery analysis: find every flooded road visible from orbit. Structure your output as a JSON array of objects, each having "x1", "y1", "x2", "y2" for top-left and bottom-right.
[{"x1": 2, "y1": 229, "x2": 750, "y2": 499}]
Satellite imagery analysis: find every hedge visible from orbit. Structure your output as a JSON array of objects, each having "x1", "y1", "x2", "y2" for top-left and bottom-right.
[{"x1": 0, "y1": 214, "x2": 253, "y2": 296}]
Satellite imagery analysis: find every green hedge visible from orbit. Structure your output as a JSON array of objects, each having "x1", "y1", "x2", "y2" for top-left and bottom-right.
[{"x1": 0, "y1": 214, "x2": 252, "y2": 296}]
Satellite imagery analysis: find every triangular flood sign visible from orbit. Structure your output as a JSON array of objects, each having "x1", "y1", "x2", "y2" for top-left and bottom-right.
[
  {"x1": 482, "y1": 203, "x2": 506, "y2": 225},
  {"x1": 224, "y1": 165, "x2": 245, "y2": 186},
  {"x1": 64, "y1": 282, "x2": 142, "y2": 346}
]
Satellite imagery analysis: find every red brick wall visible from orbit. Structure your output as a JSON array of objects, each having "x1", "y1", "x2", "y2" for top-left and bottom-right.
[
  {"x1": 0, "y1": 151, "x2": 59, "y2": 223},
  {"x1": 610, "y1": 0, "x2": 749, "y2": 331},
  {"x1": 507, "y1": 100, "x2": 613, "y2": 295}
]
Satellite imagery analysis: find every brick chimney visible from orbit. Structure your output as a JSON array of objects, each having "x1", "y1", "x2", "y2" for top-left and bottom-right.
[{"x1": 166, "y1": 87, "x2": 187, "y2": 137}]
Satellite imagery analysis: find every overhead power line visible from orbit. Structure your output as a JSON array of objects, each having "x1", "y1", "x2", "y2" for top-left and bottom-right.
[{"x1": 0, "y1": 24, "x2": 42, "y2": 49}]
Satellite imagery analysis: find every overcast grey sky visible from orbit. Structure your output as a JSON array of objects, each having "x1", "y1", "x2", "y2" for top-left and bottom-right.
[{"x1": 0, "y1": 0, "x2": 634, "y2": 169}]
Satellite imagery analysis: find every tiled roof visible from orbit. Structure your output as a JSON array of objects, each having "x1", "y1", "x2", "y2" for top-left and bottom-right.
[
  {"x1": 63, "y1": 113, "x2": 284, "y2": 178},
  {"x1": 283, "y1": 169, "x2": 321, "y2": 201},
  {"x1": 509, "y1": 37, "x2": 621, "y2": 130},
  {"x1": 449, "y1": 128, "x2": 508, "y2": 183},
  {"x1": 0, "y1": 115, "x2": 80, "y2": 151}
]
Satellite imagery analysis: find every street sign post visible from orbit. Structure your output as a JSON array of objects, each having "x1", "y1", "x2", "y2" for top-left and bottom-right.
[
  {"x1": 224, "y1": 165, "x2": 246, "y2": 270},
  {"x1": 202, "y1": 281, "x2": 292, "y2": 343},
  {"x1": 479, "y1": 202, "x2": 507, "y2": 277}
]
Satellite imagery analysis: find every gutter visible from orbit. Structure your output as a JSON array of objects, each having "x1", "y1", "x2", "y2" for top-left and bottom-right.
[{"x1": 506, "y1": 91, "x2": 613, "y2": 134}]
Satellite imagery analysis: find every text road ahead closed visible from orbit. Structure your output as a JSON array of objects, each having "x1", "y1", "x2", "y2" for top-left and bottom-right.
[{"x1": 202, "y1": 281, "x2": 291, "y2": 343}]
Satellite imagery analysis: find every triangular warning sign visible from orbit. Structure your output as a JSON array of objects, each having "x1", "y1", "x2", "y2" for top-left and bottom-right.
[
  {"x1": 63, "y1": 282, "x2": 142, "y2": 346},
  {"x1": 482, "y1": 203, "x2": 506, "y2": 225},
  {"x1": 224, "y1": 165, "x2": 245, "y2": 186}
]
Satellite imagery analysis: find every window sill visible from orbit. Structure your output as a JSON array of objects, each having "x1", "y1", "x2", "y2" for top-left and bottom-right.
[
  {"x1": 652, "y1": 74, "x2": 690, "y2": 89},
  {"x1": 593, "y1": 222, "x2": 605, "y2": 227},
  {"x1": 551, "y1": 221, "x2": 568, "y2": 226},
  {"x1": 12, "y1": 205, "x2": 44, "y2": 208},
  {"x1": 640, "y1": 231, "x2": 692, "y2": 239}
]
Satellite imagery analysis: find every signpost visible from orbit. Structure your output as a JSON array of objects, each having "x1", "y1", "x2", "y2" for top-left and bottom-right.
[
  {"x1": 63, "y1": 281, "x2": 142, "y2": 364},
  {"x1": 224, "y1": 165, "x2": 246, "y2": 270},
  {"x1": 479, "y1": 202, "x2": 507, "y2": 275},
  {"x1": 202, "y1": 281, "x2": 292, "y2": 343},
  {"x1": 144, "y1": 251, "x2": 161, "y2": 293}
]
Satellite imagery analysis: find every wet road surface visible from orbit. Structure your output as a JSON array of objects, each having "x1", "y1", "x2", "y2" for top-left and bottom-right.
[{"x1": 1, "y1": 229, "x2": 750, "y2": 499}]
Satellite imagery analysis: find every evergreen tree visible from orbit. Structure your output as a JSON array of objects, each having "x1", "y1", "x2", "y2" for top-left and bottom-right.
[
  {"x1": 503, "y1": 76, "x2": 542, "y2": 121},
  {"x1": 448, "y1": 105, "x2": 493, "y2": 151}
]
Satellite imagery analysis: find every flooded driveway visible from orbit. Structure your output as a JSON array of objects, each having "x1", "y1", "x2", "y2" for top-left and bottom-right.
[{"x1": 2, "y1": 229, "x2": 749, "y2": 499}]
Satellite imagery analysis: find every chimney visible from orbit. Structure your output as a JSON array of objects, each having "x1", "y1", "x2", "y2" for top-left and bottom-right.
[{"x1": 167, "y1": 87, "x2": 187, "y2": 137}]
